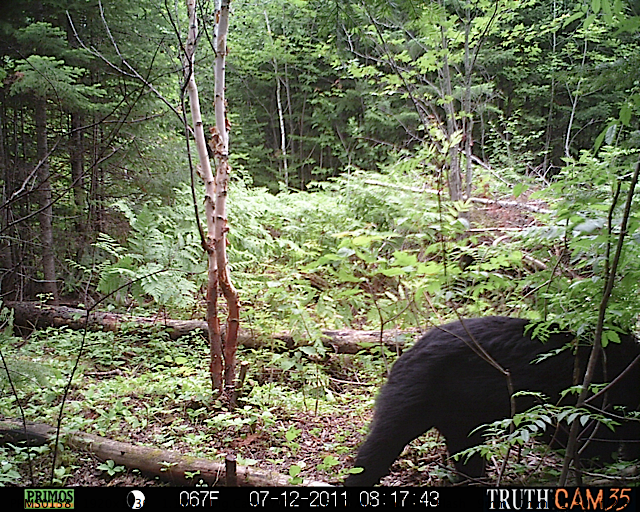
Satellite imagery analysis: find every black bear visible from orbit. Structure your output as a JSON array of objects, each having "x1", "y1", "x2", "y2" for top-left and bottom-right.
[{"x1": 345, "y1": 316, "x2": 640, "y2": 486}]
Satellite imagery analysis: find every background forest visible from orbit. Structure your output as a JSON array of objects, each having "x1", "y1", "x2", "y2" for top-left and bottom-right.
[{"x1": 0, "y1": 0, "x2": 640, "y2": 488}]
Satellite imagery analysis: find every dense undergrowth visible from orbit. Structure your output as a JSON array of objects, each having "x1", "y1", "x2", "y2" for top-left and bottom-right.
[{"x1": 2, "y1": 148, "x2": 640, "y2": 486}]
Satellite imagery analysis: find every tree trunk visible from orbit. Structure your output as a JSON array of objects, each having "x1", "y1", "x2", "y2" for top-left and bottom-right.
[
  {"x1": 184, "y1": 0, "x2": 240, "y2": 396},
  {"x1": 564, "y1": 37, "x2": 588, "y2": 159},
  {"x1": 89, "y1": 115, "x2": 104, "y2": 234},
  {"x1": 69, "y1": 112, "x2": 86, "y2": 260},
  {"x1": 0, "y1": 91, "x2": 15, "y2": 299},
  {"x1": 184, "y1": 0, "x2": 222, "y2": 392},
  {"x1": 439, "y1": 28, "x2": 462, "y2": 201},
  {"x1": 463, "y1": 15, "x2": 473, "y2": 201},
  {"x1": 264, "y1": 10, "x2": 288, "y2": 188},
  {"x1": 542, "y1": 0, "x2": 558, "y2": 173},
  {"x1": 66, "y1": 13, "x2": 87, "y2": 256},
  {"x1": 212, "y1": 0, "x2": 241, "y2": 398},
  {"x1": 34, "y1": 97, "x2": 58, "y2": 303}
]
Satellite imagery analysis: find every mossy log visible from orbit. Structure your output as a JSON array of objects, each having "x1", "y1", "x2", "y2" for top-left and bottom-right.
[
  {"x1": 0, "y1": 418, "x2": 328, "y2": 486},
  {"x1": 6, "y1": 301, "x2": 415, "y2": 354}
]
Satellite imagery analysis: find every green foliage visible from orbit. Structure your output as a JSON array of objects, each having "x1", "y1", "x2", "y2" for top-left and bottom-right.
[
  {"x1": 316, "y1": 454, "x2": 340, "y2": 472},
  {"x1": 228, "y1": 181, "x2": 355, "y2": 268},
  {"x1": 0, "y1": 444, "x2": 52, "y2": 487},
  {"x1": 0, "y1": 355, "x2": 57, "y2": 392},
  {"x1": 0, "y1": 304, "x2": 58, "y2": 394},
  {"x1": 293, "y1": 165, "x2": 529, "y2": 327},
  {"x1": 15, "y1": 22, "x2": 82, "y2": 60},
  {"x1": 288, "y1": 464, "x2": 303, "y2": 485},
  {"x1": 2, "y1": 0, "x2": 639, "y2": 488},
  {"x1": 12, "y1": 55, "x2": 105, "y2": 109},
  {"x1": 96, "y1": 460, "x2": 126, "y2": 477},
  {"x1": 284, "y1": 425, "x2": 302, "y2": 454},
  {"x1": 223, "y1": 0, "x2": 380, "y2": 188},
  {"x1": 457, "y1": 398, "x2": 622, "y2": 478},
  {"x1": 52, "y1": 465, "x2": 76, "y2": 486},
  {"x1": 522, "y1": 147, "x2": 640, "y2": 333},
  {"x1": 4, "y1": 0, "x2": 639, "y2": 308},
  {"x1": 0, "y1": 318, "x2": 383, "y2": 485},
  {"x1": 10, "y1": 22, "x2": 104, "y2": 108},
  {"x1": 0, "y1": 448, "x2": 22, "y2": 486},
  {"x1": 95, "y1": 192, "x2": 204, "y2": 310}
]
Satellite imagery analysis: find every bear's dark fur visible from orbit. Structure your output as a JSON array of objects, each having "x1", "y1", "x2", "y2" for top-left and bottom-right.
[{"x1": 345, "y1": 316, "x2": 640, "y2": 486}]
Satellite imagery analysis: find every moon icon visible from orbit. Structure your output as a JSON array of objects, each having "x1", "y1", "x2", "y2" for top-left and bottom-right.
[{"x1": 127, "y1": 490, "x2": 146, "y2": 509}]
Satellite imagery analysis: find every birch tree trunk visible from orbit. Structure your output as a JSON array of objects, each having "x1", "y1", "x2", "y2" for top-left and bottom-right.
[
  {"x1": 212, "y1": 0, "x2": 240, "y2": 396},
  {"x1": 565, "y1": 37, "x2": 588, "y2": 159},
  {"x1": 264, "y1": 10, "x2": 288, "y2": 188},
  {"x1": 184, "y1": 0, "x2": 239, "y2": 395},
  {"x1": 184, "y1": 0, "x2": 221, "y2": 392}
]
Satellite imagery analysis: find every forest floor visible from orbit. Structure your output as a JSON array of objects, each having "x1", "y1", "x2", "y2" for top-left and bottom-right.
[
  {"x1": 7, "y1": 201, "x2": 634, "y2": 488},
  {"x1": 13, "y1": 397, "x2": 569, "y2": 488}
]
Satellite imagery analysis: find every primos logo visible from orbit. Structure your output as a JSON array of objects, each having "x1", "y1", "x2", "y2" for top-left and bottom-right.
[{"x1": 24, "y1": 489, "x2": 74, "y2": 509}]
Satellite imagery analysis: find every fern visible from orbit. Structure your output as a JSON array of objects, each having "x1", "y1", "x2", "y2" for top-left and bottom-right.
[
  {"x1": 0, "y1": 357, "x2": 56, "y2": 391},
  {"x1": 96, "y1": 194, "x2": 206, "y2": 310},
  {"x1": 0, "y1": 308, "x2": 56, "y2": 394}
]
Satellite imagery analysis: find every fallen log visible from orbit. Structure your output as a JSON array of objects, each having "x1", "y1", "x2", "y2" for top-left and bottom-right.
[
  {"x1": 6, "y1": 301, "x2": 415, "y2": 354},
  {"x1": 0, "y1": 418, "x2": 328, "y2": 487},
  {"x1": 7, "y1": 301, "x2": 207, "y2": 341},
  {"x1": 362, "y1": 179, "x2": 552, "y2": 214}
]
